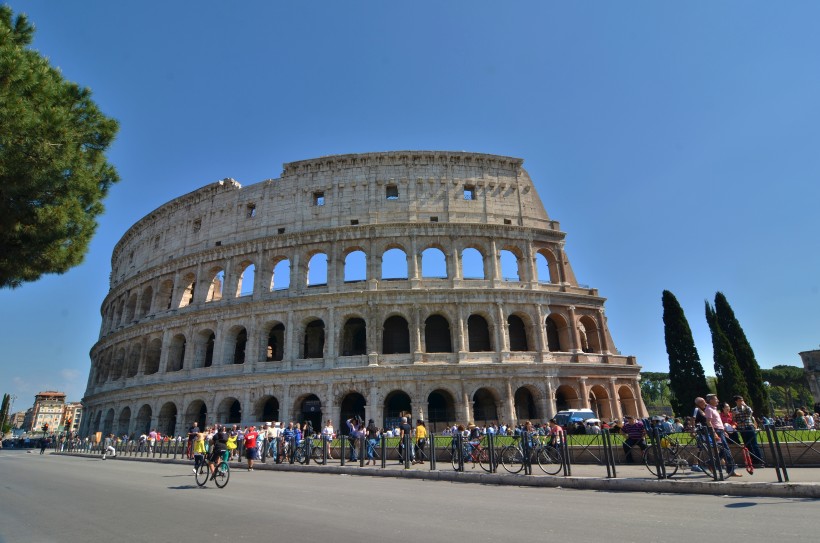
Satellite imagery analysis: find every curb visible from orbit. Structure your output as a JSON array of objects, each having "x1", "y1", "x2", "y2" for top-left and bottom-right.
[{"x1": 56, "y1": 453, "x2": 820, "y2": 499}]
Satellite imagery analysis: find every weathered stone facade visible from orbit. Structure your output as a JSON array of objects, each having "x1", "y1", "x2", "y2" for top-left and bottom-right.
[
  {"x1": 799, "y1": 349, "x2": 820, "y2": 407},
  {"x1": 81, "y1": 151, "x2": 647, "y2": 437}
]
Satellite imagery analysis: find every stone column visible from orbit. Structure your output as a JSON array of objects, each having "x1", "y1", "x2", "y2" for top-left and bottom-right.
[
  {"x1": 596, "y1": 309, "x2": 611, "y2": 354},
  {"x1": 496, "y1": 303, "x2": 508, "y2": 354},
  {"x1": 577, "y1": 377, "x2": 589, "y2": 409},
  {"x1": 534, "y1": 304, "x2": 547, "y2": 357},
  {"x1": 489, "y1": 239, "x2": 500, "y2": 285},
  {"x1": 457, "y1": 306, "x2": 467, "y2": 353},
  {"x1": 545, "y1": 378, "x2": 557, "y2": 417},
  {"x1": 325, "y1": 307, "x2": 335, "y2": 368},
  {"x1": 608, "y1": 379, "x2": 622, "y2": 421},
  {"x1": 568, "y1": 306, "x2": 581, "y2": 353},
  {"x1": 505, "y1": 380, "x2": 516, "y2": 424},
  {"x1": 280, "y1": 385, "x2": 291, "y2": 424},
  {"x1": 285, "y1": 312, "x2": 295, "y2": 370}
]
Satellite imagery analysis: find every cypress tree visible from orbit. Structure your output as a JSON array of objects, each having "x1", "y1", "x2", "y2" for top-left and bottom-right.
[
  {"x1": 705, "y1": 301, "x2": 749, "y2": 403},
  {"x1": 662, "y1": 290, "x2": 708, "y2": 417},
  {"x1": 714, "y1": 292, "x2": 769, "y2": 416}
]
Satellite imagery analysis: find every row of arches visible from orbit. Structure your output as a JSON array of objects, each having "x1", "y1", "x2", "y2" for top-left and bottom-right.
[
  {"x1": 85, "y1": 381, "x2": 642, "y2": 437},
  {"x1": 102, "y1": 242, "x2": 566, "y2": 334},
  {"x1": 91, "y1": 308, "x2": 609, "y2": 384}
]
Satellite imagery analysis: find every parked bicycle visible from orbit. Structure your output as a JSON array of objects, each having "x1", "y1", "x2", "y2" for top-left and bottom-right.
[
  {"x1": 452, "y1": 438, "x2": 492, "y2": 472},
  {"x1": 642, "y1": 432, "x2": 716, "y2": 478},
  {"x1": 499, "y1": 436, "x2": 563, "y2": 475}
]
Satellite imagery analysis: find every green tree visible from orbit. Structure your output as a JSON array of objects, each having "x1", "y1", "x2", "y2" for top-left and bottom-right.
[
  {"x1": 705, "y1": 301, "x2": 749, "y2": 403},
  {"x1": 662, "y1": 290, "x2": 708, "y2": 417},
  {"x1": 0, "y1": 393, "x2": 9, "y2": 434},
  {"x1": 713, "y1": 292, "x2": 769, "y2": 416},
  {"x1": 0, "y1": 5, "x2": 119, "y2": 289},
  {"x1": 640, "y1": 372, "x2": 671, "y2": 408},
  {"x1": 761, "y1": 365, "x2": 812, "y2": 414}
]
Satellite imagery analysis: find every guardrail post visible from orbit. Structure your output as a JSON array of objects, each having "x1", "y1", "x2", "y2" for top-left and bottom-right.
[
  {"x1": 359, "y1": 434, "x2": 365, "y2": 467},
  {"x1": 288, "y1": 436, "x2": 296, "y2": 464},
  {"x1": 764, "y1": 424, "x2": 788, "y2": 482},
  {"x1": 304, "y1": 435, "x2": 312, "y2": 465},
  {"x1": 380, "y1": 435, "x2": 386, "y2": 468},
  {"x1": 522, "y1": 431, "x2": 532, "y2": 475},
  {"x1": 487, "y1": 432, "x2": 496, "y2": 473},
  {"x1": 648, "y1": 427, "x2": 666, "y2": 479},
  {"x1": 561, "y1": 430, "x2": 571, "y2": 476},
  {"x1": 429, "y1": 435, "x2": 437, "y2": 470},
  {"x1": 340, "y1": 435, "x2": 346, "y2": 466},
  {"x1": 403, "y1": 433, "x2": 411, "y2": 469},
  {"x1": 602, "y1": 429, "x2": 617, "y2": 478}
]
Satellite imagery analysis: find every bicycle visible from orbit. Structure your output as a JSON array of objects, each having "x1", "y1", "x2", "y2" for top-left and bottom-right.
[
  {"x1": 499, "y1": 437, "x2": 563, "y2": 475},
  {"x1": 642, "y1": 433, "x2": 716, "y2": 478},
  {"x1": 195, "y1": 450, "x2": 230, "y2": 488},
  {"x1": 452, "y1": 438, "x2": 492, "y2": 472}
]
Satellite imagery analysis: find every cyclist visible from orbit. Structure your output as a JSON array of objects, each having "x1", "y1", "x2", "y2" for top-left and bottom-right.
[
  {"x1": 207, "y1": 425, "x2": 229, "y2": 480},
  {"x1": 192, "y1": 431, "x2": 206, "y2": 474},
  {"x1": 546, "y1": 418, "x2": 564, "y2": 450}
]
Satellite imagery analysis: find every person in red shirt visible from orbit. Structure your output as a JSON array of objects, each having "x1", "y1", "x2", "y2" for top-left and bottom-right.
[{"x1": 244, "y1": 426, "x2": 259, "y2": 471}]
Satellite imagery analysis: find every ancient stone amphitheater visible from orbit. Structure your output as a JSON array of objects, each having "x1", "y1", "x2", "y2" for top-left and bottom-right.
[{"x1": 81, "y1": 151, "x2": 647, "y2": 437}]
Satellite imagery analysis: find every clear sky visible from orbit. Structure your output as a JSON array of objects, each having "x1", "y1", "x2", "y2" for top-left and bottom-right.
[{"x1": 2, "y1": 1, "x2": 818, "y2": 411}]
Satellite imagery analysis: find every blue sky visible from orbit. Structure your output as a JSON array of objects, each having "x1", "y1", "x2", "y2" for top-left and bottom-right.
[{"x1": 2, "y1": 1, "x2": 818, "y2": 410}]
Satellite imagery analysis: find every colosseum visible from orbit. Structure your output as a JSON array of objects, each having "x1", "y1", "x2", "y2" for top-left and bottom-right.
[{"x1": 81, "y1": 151, "x2": 647, "y2": 438}]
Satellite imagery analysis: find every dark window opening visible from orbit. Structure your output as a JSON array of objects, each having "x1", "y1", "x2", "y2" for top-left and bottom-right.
[
  {"x1": 313, "y1": 191, "x2": 325, "y2": 206},
  {"x1": 424, "y1": 314, "x2": 452, "y2": 353},
  {"x1": 303, "y1": 320, "x2": 325, "y2": 358},
  {"x1": 467, "y1": 315, "x2": 492, "y2": 352},
  {"x1": 386, "y1": 185, "x2": 399, "y2": 200},
  {"x1": 382, "y1": 316, "x2": 410, "y2": 354},
  {"x1": 508, "y1": 315, "x2": 529, "y2": 351}
]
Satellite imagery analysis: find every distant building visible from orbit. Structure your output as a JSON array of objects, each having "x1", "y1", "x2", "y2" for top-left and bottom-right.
[
  {"x1": 10, "y1": 411, "x2": 26, "y2": 429},
  {"x1": 799, "y1": 349, "x2": 820, "y2": 407},
  {"x1": 30, "y1": 391, "x2": 66, "y2": 432},
  {"x1": 64, "y1": 402, "x2": 83, "y2": 434}
]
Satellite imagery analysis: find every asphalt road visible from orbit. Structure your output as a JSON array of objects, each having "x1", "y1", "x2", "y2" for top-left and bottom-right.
[{"x1": 0, "y1": 450, "x2": 815, "y2": 543}]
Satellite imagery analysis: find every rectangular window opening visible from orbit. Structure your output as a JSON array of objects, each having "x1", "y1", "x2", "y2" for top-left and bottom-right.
[
  {"x1": 464, "y1": 185, "x2": 475, "y2": 200},
  {"x1": 313, "y1": 191, "x2": 325, "y2": 206},
  {"x1": 350, "y1": 219, "x2": 359, "y2": 225},
  {"x1": 430, "y1": 216, "x2": 438, "y2": 223},
  {"x1": 503, "y1": 219, "x2": 512, "y2": 225},
  {"x1": 277, "y1": 227, "x2": 286, "y2": 234},
  {"x1": 386, "y1": 185, "x2": 399, "y2": 200},
  {"x1": 246, "y1": 203, "x2": 256, "y2": 218},
  {"x1": 193, "y1": 219, "x2": 202, "y2": 232}
]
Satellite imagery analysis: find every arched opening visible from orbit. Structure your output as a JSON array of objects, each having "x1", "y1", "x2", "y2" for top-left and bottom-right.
[
  {"x1": 536, "y1": 250, "x2": 559, "y2": 284},
  {"x1": 344, "y1": 250, "x2": 367, "y2": 282},
  {"x1": 472, "y1": 388, "x2": 498, "y2": 424},
  {"x1": 126, "y1": 344, "x2": 141, "y2": 378},
  {"x1": 237, "y1": 262, "x2": 255, "y2": 297},
  {"x1": 339, "y1": 392, "x2": 367, "y2": 434},
  {"x1": 546, "y1": 316, "x2": 562, "y2": 352},
  {"x1": 381, "y1": 248, "x2": 408, "y2": 279},
  {"x1": 427, "y1": 389, "x2": 456, "y2": 433},
  {"x1": 168, "y1": 334, "x2": 186, "y2": 372},
  {"x1": 382, "y1": 315, "x2": 410, "y2": 354},
  {"x1": 180, "y1": 273, "x2": 196, "y2": 307},
  {"x1": 467, "y1": 314, "x2": 492, "y2": 352},
  {"x1": 578, "y1": 315, "x2": 602, "y2": 354},
  {"x1": 158, "y1": 402, "x2": 178, "y2": 436},
  {"x1": 230, "y1": 327, "x2": 247, "y2": 364},
  {"x1": 508, "y1": 314, "x2": 529, "y2": 351},
  {"x1": 461, "y1": 247, "x2": 485, "y2": 279},
  {"x1": 103, "y1": 409, "x2": 115, "y2": 435},
  {"x1": 421, "y1": 247, "x2": 447, "y2": 278},
  {"x1": 383, "y1": 390, "x2": 412, "y2": 430},
  {"x1": 111, "y1": 349, "x2": 125, "y2": 381},
  {"x1": 139, "y1": 286, "x2": 153, "y2": 317},
  {"x1": 271, "y1": 258, "x2": 290, "y2": 290},
  {"x1": 92, "y1": 411, "x2": 102, "y2": 434},
  {"x1": 618, "y1": 385, "x2": 638, "y2": 418},
  {"x1": 307, "y1": 253, "x2": 328, "y2": 286},
  {"x1": 186, "y1": 400, "x2": 208, "y2": 430},
  {"x1": 135, "y1": 405, "x2": 152, "y2": 435},
  {"x1": 266, "y1": 323, "x2": 285, "y2": 361},
  {"x1": 217, "y1": 398, "x2": 242, "y2": 425},
  {"x1": 124, "y1": 293, "x2": 137, "y2": 323},
  {"x1": 341, "y1": 317, "x2": 367, "y2": 356},
  {"x1": 303, "y1": 320, "x2": 325, "y2": 359},
  {"x1": 424, "y1": 314, "x2": 452, "y2": 353},
  {"x1": 260, "y1": 397, "x2": 279, "y2": 422},
  {"x1": 206, "y1": 268, "x2": 225, "y2": 302},
  {"x1": 589, "y1": 385, "x2": 612, "y2": 420},
  {"x1": 194, "y1": 330, "x2": 215, "y2": 368},
  {"x1": 298, "y1": 394, "x2": 322, "y2": 429},
  {"x1": 555, "y1": 385, "x2": 579, "y2": 411},
  {"x1": 499, "y1": 250, "x2": 520, "y2": 282},
  {"x1": 157, "y1": 279, "x2": 173, "y2": 310},
  {"x1": 514, "y1": 387, "x2": 538, "y2": 422},
  {"x1": 117, "y1": 407, "x2": 131, "y2": 436}
]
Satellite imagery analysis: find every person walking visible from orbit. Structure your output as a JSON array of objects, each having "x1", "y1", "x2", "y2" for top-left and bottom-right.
[
  {"x1": 699, "y1": 395, "x2": 742, "y2": 477},
  {"x1": 365, "y1": 419, "x2": 379, "y2": 465},
  {"x1": 244, "y1": 426, "x2": 259, "y2": 471},
  {"x1": 414, "y1": 420, "x2": 428, "y2": 464},
  {"x1": 102, "y1": 433, "x2": 116, "y2": 460}
]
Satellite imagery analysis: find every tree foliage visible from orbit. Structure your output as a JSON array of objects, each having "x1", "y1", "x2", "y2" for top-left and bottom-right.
[
  {"x1": 705, "y1": 300, "x2": 749, "y2": 403},
  {"x1": 0, "y1": 5, "x2": 119, "y2": 288},
  {"x1": 662, "y1": 290, "x2": 708, "y2": 417},
  {"x1": 640, "y1": 372, "x2": 671, "y2": 407},
  {"x1": 713, "y1": 292, "x2": 769, "y2": 416},
  {"x1": 0, "y1": 393, "x2": 10, "y2": 434},
  {"x1": 761, "y1": 365, "x2": 812, "y2": 414}
]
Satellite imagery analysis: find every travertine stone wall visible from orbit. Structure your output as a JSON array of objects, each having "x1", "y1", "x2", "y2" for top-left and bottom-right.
[{"x1": 81, "y1": 151, "x2": 647, "y2": 438}]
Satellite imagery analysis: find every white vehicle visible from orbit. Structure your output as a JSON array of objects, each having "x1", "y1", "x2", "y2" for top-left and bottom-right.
[{"x1": 553, "y1": 409, "x2": 596, "y2": 428}]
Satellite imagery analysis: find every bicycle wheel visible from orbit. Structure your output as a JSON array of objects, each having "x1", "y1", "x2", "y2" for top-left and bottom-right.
[
  {"x1": 536, "y1": 446, "x2": 563, "y2": 475},
  {"x1": 194, "y1": 463, "x2": 209, "y2": 487},
  {"x1": 213, "y1": 461, "x2": 230, "y2": 488},
  {"x1": 499, "y1": 446, "x2": 524, "y2": 474},
  {"x1": 311, "y1": 446, "x2": 323, "y2": 462},
  {"x1": 644, "y1": 447, "x2": 679, "y2": 478},
  {"x1": 477, "y1": 447, "x2": 493, "y2": 472},
  {"x1": 294, "y1": 446, "x2": 307, "y2": 464},
  {"x1": 451, "y1": 447, "x2": 464, "y2": 471}
]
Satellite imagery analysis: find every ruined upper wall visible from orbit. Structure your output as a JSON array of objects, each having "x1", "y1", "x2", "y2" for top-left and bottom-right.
[{"x1": 109, "y1": 151, "x2": 553, "y2": 287}]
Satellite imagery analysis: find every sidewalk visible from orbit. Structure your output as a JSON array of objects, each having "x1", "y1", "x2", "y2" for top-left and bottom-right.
[{"x1": 56, "y1": 452, "x2": 820, "y2": 499}]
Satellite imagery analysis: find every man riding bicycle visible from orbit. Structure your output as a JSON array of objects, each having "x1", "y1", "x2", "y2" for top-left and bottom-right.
[{"x1": 207, "y1": 425, "x2": 229, "y2": 479}]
